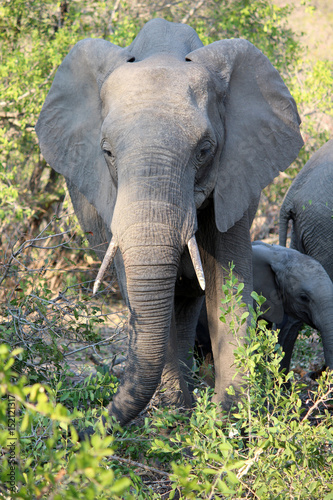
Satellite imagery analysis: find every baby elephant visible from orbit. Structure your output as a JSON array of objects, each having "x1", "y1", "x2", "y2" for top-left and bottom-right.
[
  {"x1": 196, "y1": 242, "x2": 333, "y2": 375},
  {"x1": 252, "y1": 241, "x2": 333, "y2": 372}
]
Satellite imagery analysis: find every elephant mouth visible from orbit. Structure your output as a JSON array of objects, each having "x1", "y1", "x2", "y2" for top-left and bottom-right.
[{"x1": 93, "y1": 234, "x2": 205, "y2": 294}]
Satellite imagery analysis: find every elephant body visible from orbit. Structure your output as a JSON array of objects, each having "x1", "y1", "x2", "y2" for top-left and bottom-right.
[
  {"x1": 36, "y1": 19, "x2": 303, "y2": 426},
  {"x1": 197, "y1": 242, "x2": 333, "y2": 374},
  {"x1": 279, "y1": 139, "x2": 333, "y2": 281}
]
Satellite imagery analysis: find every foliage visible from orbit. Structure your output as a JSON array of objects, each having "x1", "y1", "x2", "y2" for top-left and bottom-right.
[
  {"x1": 1, "y1": 261, "x2": 332, "y2": 499},
  {"x1": 1, "y1": 1, "x2": 333, "y2": 498},
  {"x1": 147, "y1": 273, "x2": 333, "y2": 499},
  {"x1": 193, "y1": 0, "x2": 300, "y2": 71},
  {"x1": 1, "y1": 0, "x2": 332, "y2": 251},
  {"x1": 0, "y1": 0, "x2": 140, "y2": 254},
  {"x1": 1, "y1": 0, "x2": 332, "y2": 255},
  {"x1": 0, "y1": 344, "x2": 132, "y2": 499},
  {"x1": 266, "y1": 52, "x2": 333, "y2": 204}
]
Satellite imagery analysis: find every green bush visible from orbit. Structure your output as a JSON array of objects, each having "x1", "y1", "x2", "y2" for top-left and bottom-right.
[
  {"x1": 1, "y1": 0, "x2": 328, "y2": 242},
  {"x1": 1, "y1": 262, "x2": 332, "y2": 498},
  {"x1": 148, "y1": 270, "x2": 333, "y2": 499},
  {"x1": 0, "y1": 344, "x2": 132, "y2": 499}
]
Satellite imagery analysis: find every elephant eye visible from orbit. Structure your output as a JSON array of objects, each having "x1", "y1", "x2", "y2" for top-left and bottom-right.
[
  {"x1": 101, "y1": 140, "x2": 117, "y2": 181},
  {"x1": 103, "y1": 149, "x2": 113, "y2": 158},
  {"x1": 196, "y1": 141, "x2": 214, "y2": 164},
  {"x1": 101, "y1": 140, "x2": 114, "y2": 159},
  {"x1": 300, "y1": 294, "x2": 310, "y2": 303},
  {"x1": 198, "y1": 148, "x2": 210, "y2": 161}
]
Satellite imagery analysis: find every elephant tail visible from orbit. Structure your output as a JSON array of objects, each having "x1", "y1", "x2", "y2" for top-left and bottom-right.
[{"x1": 279, "y1": 201, "x2": 293, "y2": 247}]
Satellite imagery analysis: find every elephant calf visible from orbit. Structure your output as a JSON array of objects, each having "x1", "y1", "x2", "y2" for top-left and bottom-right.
[
  {"x1": 252, "y1": 241, "x2": 333, "y2": 372},
  {"x1": 197, "y1": 242, "x2": 333, "y2": 375},
  {"x1": 279, "y1": 139, "x2": 333, "y2": 281}
]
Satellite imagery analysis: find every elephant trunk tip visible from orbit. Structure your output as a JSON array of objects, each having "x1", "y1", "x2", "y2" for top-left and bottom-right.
[
  {"x1": 93, "y1": 237, "x2": 118, "y2": 295},
  {"x1": 187, "y1": 235, "x2": 205, "y2": 290}
]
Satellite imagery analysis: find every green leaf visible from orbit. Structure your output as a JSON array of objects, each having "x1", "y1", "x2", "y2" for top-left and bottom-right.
[
  {"x1": 110, "y1": 477, "x2": 132, "y2": 494},
  {"x1": 20, "y1": 412, "x2": 30, "y2": 432}
]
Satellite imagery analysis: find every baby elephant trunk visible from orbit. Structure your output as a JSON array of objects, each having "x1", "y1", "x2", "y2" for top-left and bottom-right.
[{"x1": 313, "y1": 307, "x2": 333, "y2": 371}]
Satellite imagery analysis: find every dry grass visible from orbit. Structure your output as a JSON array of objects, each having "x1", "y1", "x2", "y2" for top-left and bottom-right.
[{"x1": 276, "y1": 0, "x2": 333, "y2": 61}]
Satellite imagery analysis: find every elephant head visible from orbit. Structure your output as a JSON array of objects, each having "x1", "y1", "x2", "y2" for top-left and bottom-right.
[
  {"x1": 252, "y1": 241, "x2": 333, "y2": 372},
  {"x1": 36, "y1": 19, "x2": 303, "y2": 425}
]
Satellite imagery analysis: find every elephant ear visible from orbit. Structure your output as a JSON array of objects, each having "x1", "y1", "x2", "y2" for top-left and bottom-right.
[
  {"x1": 36, "y1": 39, "x2": 132, "y2": 230},
  {"x1": 186, "y1": 39, "x2": 304, "y2": 233},
  {"x1": 252, "y1": 242, "x2": 285, "y2": 324}
]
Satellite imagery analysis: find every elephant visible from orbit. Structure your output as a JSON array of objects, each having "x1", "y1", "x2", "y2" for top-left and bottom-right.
[
  {"x1": 35, "y1": 18, "x2": 303, "y2": 427},
  {"x1": 252, "y1": 241, "x2": 333, "y2": 372},
  {"x1": 279, "y1": 139, "x2": 333, "y2": 281},
  {"x1": 196, "y1": 242, "x2": 333, "y2": 376}
]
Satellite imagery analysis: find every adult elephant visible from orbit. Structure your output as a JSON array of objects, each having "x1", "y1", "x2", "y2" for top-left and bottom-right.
[
  {"x1": 36, "y1": 18, "x2": 303, "y2": 426},
  {"x1": 279, "y1": 139, "x2": 333, "y2": 280}
]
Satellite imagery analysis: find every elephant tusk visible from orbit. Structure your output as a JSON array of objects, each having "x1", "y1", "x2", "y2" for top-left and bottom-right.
[
  {"x1": 187, "y1": 235, "x2": 205, "y2": 291},
  {"x1": 93, "y1": 237, "x2": 118, "y2": 295}
]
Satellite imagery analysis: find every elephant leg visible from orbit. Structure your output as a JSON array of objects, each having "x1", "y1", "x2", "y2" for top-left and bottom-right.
[
  {"x1": 174, "y1": 295, "x2": 205, "y2": 391},
  {"x1": 159, "y1": 309, "x2": 193, "y2": 409},
  {"x1": 199, "y1": 206, "x2": 253, "y2": 411},
  {"x1": 277, "y1": 317, "x2": 302, "y2": 372}
]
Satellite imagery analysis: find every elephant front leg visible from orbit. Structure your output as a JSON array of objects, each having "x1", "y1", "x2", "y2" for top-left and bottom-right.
[
  {"x1": 205, "y1": 289, "x2": 247, "y2": 410},
  {"x1": 159, "y1": 310, "x2": 193, "y2": 409},
  {"x1": 200, "y1": 211, "x2": 253, "y2": 411},
  {"x1": 174, "y1": 294, "x2": 205, "y2": 392},
  {"x1": 277, "y1": 317, "x2": 302, "y2": 373}
]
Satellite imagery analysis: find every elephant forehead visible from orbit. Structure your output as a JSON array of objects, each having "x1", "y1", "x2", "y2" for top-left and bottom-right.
[
  {"x1": 101, "y1": 58, "x2": 214, "y2": 110},
  {"x1": 287, "y1": 256, "x2": 330, "y2": 283}
]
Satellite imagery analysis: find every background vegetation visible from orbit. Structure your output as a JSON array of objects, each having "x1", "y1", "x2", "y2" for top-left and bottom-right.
[{"x1": 1, "y1": 0, "x2": 333, "y2": 498}]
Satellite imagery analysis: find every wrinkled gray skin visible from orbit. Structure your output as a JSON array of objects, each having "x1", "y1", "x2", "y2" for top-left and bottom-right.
[
  {"x1": 280, "y1": 139, "x2": 333, "y2": 281},
  {"x1": 36, "y1": 19, "x2": 303, "y2": 426},
  {"x1": 252, "y1": 241, "x2": 333, "y2": 372},
  {"x1": 197, "y1": 242, "x2": 333, "y2": 374}
]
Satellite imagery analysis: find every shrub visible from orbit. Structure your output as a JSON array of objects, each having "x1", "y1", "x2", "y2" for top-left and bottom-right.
[
  {"x1": 0, "y1": 343, "x2": 132, "y2": 499},
  {"x1": 149, "y1": 269, "x2": 333, "y2": 499}
]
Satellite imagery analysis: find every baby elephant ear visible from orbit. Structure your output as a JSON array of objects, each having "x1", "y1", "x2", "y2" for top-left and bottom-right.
[
  {"x1": 36, "y1": 39, "x2": 131, "y2": 229},
  {"x1": 252, "y1": 242, "x2": 285, "y2": 324},
  {"x1": 186, "y1": 39, "x2": 304, "y2": 233}
]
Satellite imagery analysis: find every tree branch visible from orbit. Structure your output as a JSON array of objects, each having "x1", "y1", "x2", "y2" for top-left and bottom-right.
[
  {"x1": 110, "y1": 454, "x2": 171, "y2": 477},
  {"x1": 181, "y1": 0, "x2": 205, "y2": 24}
]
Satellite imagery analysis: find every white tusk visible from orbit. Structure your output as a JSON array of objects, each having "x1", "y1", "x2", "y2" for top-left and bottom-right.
[
  {"x1": 93, "y1": 237, "x2": 118, "y2": 295},
  {"x1": 187, "y1": 235, "x2": 205, "y2": 291}
]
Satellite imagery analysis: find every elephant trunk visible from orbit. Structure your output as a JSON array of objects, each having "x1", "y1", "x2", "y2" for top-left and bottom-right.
[
  {"x1": 108, "y1": 242, "x2": 180, "y2": 425},
  {"x1": 312, "y1": 308, "x2": 333, "y2": 371},
  {"x1": 106, "y1": 191, "x2": 197, "y2": 424},
  {"x1": 279, "y1": 202, "x2": 292, "y2": 247},
  {"x1": 100, "y1": 149, "x2": 201, "y2": 425}
]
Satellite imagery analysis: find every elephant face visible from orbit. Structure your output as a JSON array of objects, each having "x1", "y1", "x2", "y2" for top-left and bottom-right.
[
  {"x1": 36, "y1": 19, "x2": 303, "y2": 239},
  {"x1": 100, "y1": 57, "x2": 223, "y2": 246},
  {"x1": 36, "y1": 19, "x2": 303, "y2": 425}
]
